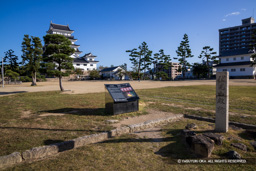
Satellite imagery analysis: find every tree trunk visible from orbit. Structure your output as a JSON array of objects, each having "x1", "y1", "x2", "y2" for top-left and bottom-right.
[
  {"x1": 143, "y1": 61, "x2": 146, "y2": 80},
  {"x1": 182, "y1": 57, "x2": 186, "y2": 79},
  {"x1": 59, "y1": 76, "x2": 64, "y2": 91},
  {"x1": 183, "y1": 66, "x2": 186, "y2": 79},
  {"x1": 31, "y1": 72, "x2": 37, "y2": 86},
  {"x1": 154, "y1": 62, "x2": 156, "y2": 80},
  {"x1": 138, "y1": 60, "x2": 141, "y2": 82},
  {"x1": 207, "y1": 58, "x2": 210, "y2": 79}
]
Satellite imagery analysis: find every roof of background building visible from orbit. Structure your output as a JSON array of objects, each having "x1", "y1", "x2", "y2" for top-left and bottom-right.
[
  {"x1": 50, "y1": 23, "x2": 73, "y2": 31},
  {"x1": 215, "y1": 61, "x2": 252, "y2": 67},
  {"x1": 73, "y1": 58, "x2": 99, "y2": 63},
  {"x1": 81, "y1": 53, "x2": 97, "y2": 58},
  {"x1": 219, "y1": 17, "x2": 256, "y2": 31},
  {"x1": 73, "y1": 58, "x2": 89, "y2": 63},
  {"x1": 100, "y1": 66, "x2": 119, "y2": 72}
]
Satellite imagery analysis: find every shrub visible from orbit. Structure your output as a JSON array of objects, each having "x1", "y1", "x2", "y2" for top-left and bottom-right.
[{"x1": 19, "y1": 76, "x2": 32, "y2": 82}]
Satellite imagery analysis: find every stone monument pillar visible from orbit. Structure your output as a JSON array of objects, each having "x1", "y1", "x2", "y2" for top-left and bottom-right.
[{"x1": 215, "y1": 71, "x2": 229, "y2": 133}]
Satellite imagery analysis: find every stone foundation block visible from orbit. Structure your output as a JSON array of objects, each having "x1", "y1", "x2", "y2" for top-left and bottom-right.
[
  {"x1": 187, "y1": 135, "x2": 215, "y2": 158},
  {"x1": 203, "y1": 133, "x2": 225, "y2": 145},
  {"x1": 22, "y1": 145, "x2": 59, "y2": 161},
  {"x1": 110, "y1": 127, "x2": 130, "y2": 137},
  {"x1": 73, "y1": 132, "x2": 108, "y2": 148},
  {"x1": 0, "y1": 152, "x2": 22, "y2": 169}
]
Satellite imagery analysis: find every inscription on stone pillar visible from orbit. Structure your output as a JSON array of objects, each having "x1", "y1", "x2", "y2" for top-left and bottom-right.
[{"x1": 215, "y1": 72, "x2": 229, "y2": 133}]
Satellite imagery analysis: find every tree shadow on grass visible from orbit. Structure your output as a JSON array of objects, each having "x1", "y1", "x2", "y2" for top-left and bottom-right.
[
  {"x1": 238, "y1": 130, "x2": 256, "y2": 141},
  {"x1": 0, "y1": 126, "x2": 105, "y2": 133},
  {"x1": 44, "y1": 139, "x2": 75, "y2": 152},
  {"x1": 101, "y1": 137, "x2": 173, "y2": 143},
  {"x1": 101, "y1": 129, "x2": 195, "y2": 160},
  {"x1": 0, "y1": 91, "x2": 27, "y2": 96},
  {"x1": 155, "y1": 129, "x2": 196, "y2": 159},
  {"x1": 44, "y1": 139, "x2": 64, "y2": 145},
  {"x1": 40, "y1": 108, "x2": 108, "y2": 116}
]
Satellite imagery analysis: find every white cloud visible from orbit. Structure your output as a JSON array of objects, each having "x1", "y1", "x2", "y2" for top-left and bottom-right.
[
  {"x1": 241, "y1": 8, "x2": 247, "y2": 11},
  {"x1": 225, "y1": 12, "x2": 240, "y2": 17},
  {"x1": 222, "y1": 19, "x2": 226, "y2": 22}
]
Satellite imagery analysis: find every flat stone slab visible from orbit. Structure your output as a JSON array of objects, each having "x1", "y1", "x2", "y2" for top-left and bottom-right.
[
  {"x1": 203, "y1": 133, "x2": 225, "y2": 145},
  {"x1": 231, "y1": 143, "x2": 247, "y2": 151},
  {"x1": 185, "y1": 123, "x2": 197, "y2": 130},
  {"x1": 226, "y1": 150, "x2": 241, "y2": 159},
  {"x1": 186, "y1": 135, "x2": 215, "y2": 158},
  {"x1": 106, "y1": 120, "x2": 119, "y2": 124},
  {"x1": 182, "y1": 129, "x2": 196, "y2": 138}
]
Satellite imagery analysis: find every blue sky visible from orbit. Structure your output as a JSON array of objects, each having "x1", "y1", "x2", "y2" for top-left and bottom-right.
[{"x1": 1, "y1": 0, "x2": 256, "y2": 70}]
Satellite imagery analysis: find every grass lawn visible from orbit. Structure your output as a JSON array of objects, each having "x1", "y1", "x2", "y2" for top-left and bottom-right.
[
  {"x1": 139, "y1": 85, "x2": 256, "y2": 124},
  {"x1": 0, "y1": 91, "x2": 147, "y2": 156},
  {"x1": 0, "y1": 85, "x2": 255, "y2": 168},
  {"x1": 9, "y1": 119, "x2": 256, "y2": 170}
]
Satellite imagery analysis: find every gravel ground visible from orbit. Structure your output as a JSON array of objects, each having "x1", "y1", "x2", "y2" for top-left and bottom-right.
[{"x1": 0, "y1": 79, "x2": 255, "y2": 96}]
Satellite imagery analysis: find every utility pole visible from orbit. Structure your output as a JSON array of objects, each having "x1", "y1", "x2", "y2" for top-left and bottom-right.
[{"x1": 1, "y1": 57, "x2": 4, "y2": 88}]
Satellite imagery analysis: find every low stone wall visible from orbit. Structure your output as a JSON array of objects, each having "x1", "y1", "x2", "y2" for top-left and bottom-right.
[
  {"x1": 72, "y1": 132, "x2": 109, "y2": 148},
  {"x1": 110, "y1": 115, "x2": 183, "y2": 137},
  {"x1": 22, "y1": 145, "x2": 59, "y2": 161},
  {"x1": 0, "y1": 115, "x2": 183, "y2": 169},
  {"x1": 0, "y1": 152, "x2": 22, "y2": 169}
]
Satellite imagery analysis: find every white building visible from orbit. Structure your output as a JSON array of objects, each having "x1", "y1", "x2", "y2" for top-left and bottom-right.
[
  {"x1": 46, "y1": 22, "x2": 99, "y2": 72},
  {"x1": 73, "y1": 53, "x2": 99, "y2": 71},
  {"x1": 215, "y1": 54, "x2": 254, "y2": 77},
  {"x1": 100, "y1": 66, "x2": 127, "y2": 80},
  {"x1": 216, "y1": 17, "x2": 256, "y2": 78}
]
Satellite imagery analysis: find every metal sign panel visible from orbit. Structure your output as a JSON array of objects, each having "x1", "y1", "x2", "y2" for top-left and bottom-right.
[{"x1": 105, "y1": 83, "x2": 139, "y2": 103}]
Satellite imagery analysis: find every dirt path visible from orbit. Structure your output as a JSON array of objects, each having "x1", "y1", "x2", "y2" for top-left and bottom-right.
[{"x1": 0, "y1": 79, "x2": 255, "y2": 96}]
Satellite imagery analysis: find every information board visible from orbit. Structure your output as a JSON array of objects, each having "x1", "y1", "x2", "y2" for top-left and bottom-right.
[{"x1": 105, "y1": 83, "x2": 139, "y2": 103}]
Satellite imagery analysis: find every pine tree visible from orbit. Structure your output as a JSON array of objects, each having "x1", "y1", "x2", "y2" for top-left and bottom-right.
[
  {"x1": 159, "y1": 49, "x2": 171, "y2": 70},
  {"x1": 198, "y1": 46, "x2": 217, "y2": 78},
  {"x1": 175, "y1": 34, "x2": 193, "y2": 79},
  {"x1": 22, "y1": 35, "x2": 43, "y2": 86},
  {"x1": 43, "y1": 34, "x2": 75, "y2": 91},
  {"x1": 126, "y1": 42, "x2": 152, "y2": 81},
  {"x1": 3, "y1": 49, "x2": 19, "y2": 72},
  {"x1": 154, "y1": 49, "x2": 172, "y2": 79}
]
